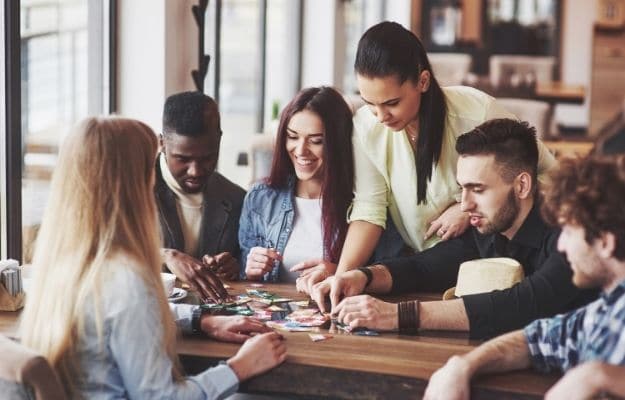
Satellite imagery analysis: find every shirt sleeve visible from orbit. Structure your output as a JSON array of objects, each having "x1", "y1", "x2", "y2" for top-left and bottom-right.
[
  {"x1": 462, "y1": 248, "x2": 584, "y2": 339},
  {"x1": 110, "y1": 287, "x2": 239, "y2": 399},
  {"x1": 170, "y1": 303, "x2": 196, "y2": 335},
  {"x1": 238, "y1": 190, "x2": 259, "y2": 279},
  {"x1": 348, "y1": 127, "x2": 389, "y2": 229},
  {"x1": 523, "y1": 308, "x2": 587, "y2": 373},
  {"x1": 385, "y1": 230, "x2": 479, "y2": 293}
]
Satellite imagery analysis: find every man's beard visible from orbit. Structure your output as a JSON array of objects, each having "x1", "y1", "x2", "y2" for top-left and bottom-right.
[{"x1": 480, "y1": 188, "x2": 519, "y2": 236}]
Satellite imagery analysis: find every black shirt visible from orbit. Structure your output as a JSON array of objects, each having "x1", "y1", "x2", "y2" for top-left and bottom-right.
[{"x1": 384, "y1": 204, "x2": 597, "y2": 339}]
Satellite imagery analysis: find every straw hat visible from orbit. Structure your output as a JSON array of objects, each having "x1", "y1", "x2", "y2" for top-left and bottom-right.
[{"x1": 442, "y1": 257, "x2": 525, "y2": 300}]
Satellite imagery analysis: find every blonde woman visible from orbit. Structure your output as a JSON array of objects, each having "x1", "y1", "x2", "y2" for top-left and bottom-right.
[{"x1": 20, "y1": 117, "x2": 287, "y2": 399}]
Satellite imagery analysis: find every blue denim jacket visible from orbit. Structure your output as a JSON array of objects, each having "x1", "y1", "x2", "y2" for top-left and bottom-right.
[
  {"x1": 238, "y1": 176, "x2": 405, "y2": 282},
  {"x1": 238, "y1": 178, "x2": 296, "y2": 282}
]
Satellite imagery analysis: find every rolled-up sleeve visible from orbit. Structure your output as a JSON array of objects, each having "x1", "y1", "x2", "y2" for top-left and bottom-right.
[
  {"x1": 170, "y1": 303, "x2": 195, "y2": 335},
  {"x1": 348, "y1": 128, "x2": 389, "y2": 228},
  {"x1": 523, "y1": 308, "x2": 586, "y2": 373}
]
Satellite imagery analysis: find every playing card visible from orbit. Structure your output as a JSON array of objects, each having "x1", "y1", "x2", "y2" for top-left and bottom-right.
[{"x1": 309, "y1": 333, "x2": 333, "y2": 342}]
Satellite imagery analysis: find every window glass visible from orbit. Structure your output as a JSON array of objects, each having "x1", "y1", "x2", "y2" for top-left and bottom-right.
[
  {"x1": 342, "y1": 0, "x2": 385, "y2": 96},
  {"x1": 213, "y1": 0, "x2": 260, "y2": 188},
  {"x1": 206, "y1": 0, "x2": 299, "y2": 188},
  {"x1": 21, "y1": 0, "x2": 109, "y2": 262}
]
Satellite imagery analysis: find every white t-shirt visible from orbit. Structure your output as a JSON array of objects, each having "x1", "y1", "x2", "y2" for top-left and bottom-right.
[
  {"x1": 280, "y1": 197, "x2": 324, "y2": 283},
  {"x1": 159, "y1": 153, "x2": 203, "y2": 256}
]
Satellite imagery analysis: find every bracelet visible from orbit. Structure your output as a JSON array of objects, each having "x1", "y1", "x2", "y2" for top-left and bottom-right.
[
  {"x1": 397, "y1": 300, "x2": 419, "y2": 334},
  {"x1": 191, "y1": 307, "x2": 205, "y2": 335},
  {"x1": 357, "y1": 266, "x2": 373, "y2": 288}
]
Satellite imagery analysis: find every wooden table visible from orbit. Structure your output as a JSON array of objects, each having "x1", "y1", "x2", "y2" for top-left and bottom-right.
[
  {"x1": 0, "y1": 283, "x2": 560, "y2": 399},
  {"x1": 534, "y1": 82, "x2": 585, "y2": 105},
  {"x1": 180, "y1": 283, "x2": 559, "y2": 399}
]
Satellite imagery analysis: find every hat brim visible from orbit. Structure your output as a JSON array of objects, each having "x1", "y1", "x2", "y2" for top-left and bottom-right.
[{"x1": 442, "y1": 287, "x2": 456, "y2": 300}]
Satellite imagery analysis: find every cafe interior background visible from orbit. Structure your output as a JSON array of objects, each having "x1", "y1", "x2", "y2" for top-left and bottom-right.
[{"x1": 1, "y1": 0, "x2": 625, "y2": 263}]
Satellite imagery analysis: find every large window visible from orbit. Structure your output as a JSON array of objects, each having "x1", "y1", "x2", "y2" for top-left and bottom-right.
[
  {"x1": 341, "y1": 0, "x2": 385, "y2": 96},
  {"x1": 18, "y1": 0, "x2": 113, "y2": 262},
  {"x1": 204, "y1": 0, "x2": 301, "y2": 188}
]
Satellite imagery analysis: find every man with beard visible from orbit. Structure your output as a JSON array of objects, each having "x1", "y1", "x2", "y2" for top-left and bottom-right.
[
  {"x1": 312, "y1": 118, "x2": 595, "y2": 339},
  {"x1": 424, "y1": 155, "x2": 625, "y2": 400},
  {"x1": 157, "y1": 91, "x2": 244, "y2": 302}
]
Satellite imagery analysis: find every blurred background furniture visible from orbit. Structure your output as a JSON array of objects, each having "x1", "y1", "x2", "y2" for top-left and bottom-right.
[
  {"x1": 497, "y1": 98, "x2": 552, "y2": 139},
  {"x1": 594, "y1": 97, "x2": 625, "y2": 155},
  {"x1": 428, "y1": 52, "x2": 472, "y2": 86},
  {"x1": 590, "y1": 25, "x2": 625, "y2": 137},
  {"x1": 489, "y1": 55, "x2": 555, "y2": 87}
]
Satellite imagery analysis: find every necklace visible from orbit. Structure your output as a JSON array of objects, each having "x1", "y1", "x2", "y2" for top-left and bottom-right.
[{"x1": 405, "y1": 124, "x2": 418, "y2": 145}]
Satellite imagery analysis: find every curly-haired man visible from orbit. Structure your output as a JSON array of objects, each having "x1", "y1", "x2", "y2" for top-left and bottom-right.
[{"x1": 425, "y1": 155, "x2": 625, "y2": 400}]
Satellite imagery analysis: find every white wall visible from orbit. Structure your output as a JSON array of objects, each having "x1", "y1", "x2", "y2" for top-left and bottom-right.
[
  {"x1": 117, "y1": 0, "x2": 197, "y2": 131},
  {"x1": 301, "y1": 0, "x2": 338, "y2": 88},
  {"x1": 385, "y1": 0, "x2": 411, "y2": 28},
  {"x1": 555, "y1": 0, "x2": 596, "y2": 128}
]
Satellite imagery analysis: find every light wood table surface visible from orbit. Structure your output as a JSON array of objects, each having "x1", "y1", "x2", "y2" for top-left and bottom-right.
[
  {"x1": 0, "y1": 282, "x2": 560, "y2": 399},
  {"x1": 179, "y1": 282, "x2": 560, "y2": 399}
]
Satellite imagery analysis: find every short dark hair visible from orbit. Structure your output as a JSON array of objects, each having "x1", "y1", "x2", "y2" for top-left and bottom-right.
[
  {"x1": 456, "y1": 118, "x2": 539, "y2": 186},
  {"x1": 354, "y1": 21, "x2": 447, "y2": 204},
  {"x1": 268, "y1": 86, "x2": 354, "y2": 263},
  {"x1": 162, "y1": 91, "x2": 220, "y2": 138},
  {"x1": 542, "y1": 155, "x2": 625, "y2": 261}
]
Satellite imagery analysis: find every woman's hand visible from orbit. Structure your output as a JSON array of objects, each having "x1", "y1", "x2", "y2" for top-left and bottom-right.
[
  {"x1": 290, "y1": 259, "x2": 337, "y2": 294},
  {"x1": 227, "y1": 332, "x2": 287, "y2": 381},
  {"x1": 245, "y1": 247, "x2": 282, "y2": 280},
  {"x1": 425, "y1": 202, "x2": 470, "y2": 241},
  {"x1": 200, "y1": 315, "x2": 271, "y2": 343}
]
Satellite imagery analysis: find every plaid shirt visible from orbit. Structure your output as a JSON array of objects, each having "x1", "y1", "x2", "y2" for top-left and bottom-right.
[{"x1": 524, "y1": 279, "x2": 625, "y2": 373}]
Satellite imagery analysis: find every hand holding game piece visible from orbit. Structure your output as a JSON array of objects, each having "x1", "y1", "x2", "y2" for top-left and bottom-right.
[
  {"x1": 245, "y1": 247, "x2": 282, "y2": 280},
  {"x1": 310, "y1": 277, "x2": 333, "y2": 313},
  {"x1": 333, "y1": 294, "x2": 398, "y2": 331},
  {"x1": 200, "y1": 315, "x2": 271, "y2": 343},
  {"x1": 292, "y1": 259, "x2": 337, "y2": 295},
  {"x1": 161, "y1": 248, "x2": 229, "y2": 303},
  {"x1": 328, "y1": 269, "x2": 369, "y2": 313},
  {"x1": 204, "y1": 252, "x2": 240, "y2": 281}
]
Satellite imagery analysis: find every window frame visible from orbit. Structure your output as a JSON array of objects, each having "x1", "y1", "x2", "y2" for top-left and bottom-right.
[{"x1": 1, "y1": 0, "x2": 116, "y2": 262}]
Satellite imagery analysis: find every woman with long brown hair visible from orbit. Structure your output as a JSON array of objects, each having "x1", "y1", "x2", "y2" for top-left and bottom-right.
[{"x1": 239, "y1": 86, "x2": 361, "y2": 286}]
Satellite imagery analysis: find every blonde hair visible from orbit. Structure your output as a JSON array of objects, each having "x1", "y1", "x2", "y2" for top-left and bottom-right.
[{"x1": 20, "y1": 116, "x2": 181, "y2": 396}]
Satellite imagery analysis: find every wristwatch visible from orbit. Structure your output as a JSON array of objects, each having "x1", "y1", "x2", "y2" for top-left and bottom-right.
[
  {"x1": 357, "y1": 266, "x2": 374, "y2": 288},
  {"x1": 191, "y1": 307, "x2": 205, "y2": 335}
]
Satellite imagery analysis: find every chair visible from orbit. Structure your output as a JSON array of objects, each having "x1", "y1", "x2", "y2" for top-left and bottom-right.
[
  {"x1": 489, "y1": 55, "x2": 555, "y2": 87},
  {"x1": 595, "y1": 97, "x2": 625, "y2": 155},
  {"x1": 0, "y1": 334, "x2": 67, "y2": 400},
  {"x1": 497, "y1": 98, "x2": 553, "y2": 139},
  {"x1": 428, "y1": 53, "x2": 472, "y2": 86},
  {"x1": 249, "y1": 133, "x2": 276, "y2": 185}
]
